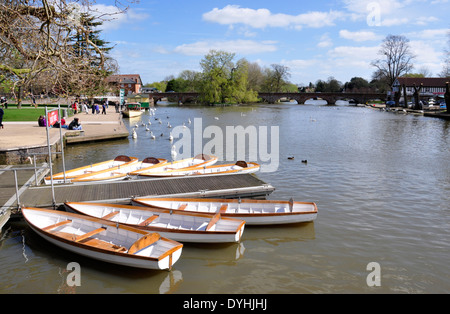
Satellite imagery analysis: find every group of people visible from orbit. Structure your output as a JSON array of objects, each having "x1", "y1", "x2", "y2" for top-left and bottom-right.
[
  {"x1": 71, "y1": 99, "x2": 108, "y2": 115},
  {"x1": 38, "y1": 115, "x2": 82, "y2": 130}
]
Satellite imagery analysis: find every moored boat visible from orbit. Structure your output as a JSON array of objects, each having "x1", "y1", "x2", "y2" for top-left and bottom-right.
[
  {"x1": 44, "y1": 155, "x2": 138, "y2": 184},
  {"x1": 129, "y1": 154, "x2": 218, "y2": 176},
  {"x1": 136, "y1": 160, "x2": 259, "y2": 177},
  {"x1": 65, "y1": 202, "x2": 245, "y2": 243},
  {"x1": 71, "y1": 157, "x2": 166, "y2": 183},
  {"x1": 21, "y1": 207, "x2": 183, "y2": 270},
  {"x1": 122, "y1": 102, "x2": 144, "y2": 118},
  {"x1": 132, "y1": 197, "x2": 318, "y2": 225}
]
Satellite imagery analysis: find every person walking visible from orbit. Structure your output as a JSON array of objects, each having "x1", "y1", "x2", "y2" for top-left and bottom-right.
[
  {"x1": 0, "y1": 107, "x2": 4, "y2": 129},
  {"x1": 102, "y1": 100, "x2": 107, "y2": 114}
]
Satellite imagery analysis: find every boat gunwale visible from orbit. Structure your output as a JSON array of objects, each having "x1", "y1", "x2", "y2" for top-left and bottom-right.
[
  {"x1": 132, "y1": 197, "x2": 318, "y2": 217},
  {"x1": 70, "y1": 157, "x2": 139, "y2": 182},
  {"x1": 22, "y1": 207, "x2": 183, "y2": 262},
  {"x1": 65, "y1": 202, "x2": 246, "y2": 235},
  {"x1": 137, "y1": 161, "x2": 260, "y2": 177},
  {"x1": 129, "y1": 155, "x2": 218, "y2": 176},
  {"x1": 45, "y1": 156, "x2": 138, "y2": 181}
]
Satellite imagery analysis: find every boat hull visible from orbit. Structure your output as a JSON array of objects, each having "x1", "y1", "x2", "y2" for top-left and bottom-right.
[
  {"x1": 130, "y1": 155, "x2": 218, "y2": 176},
  {"x1": 65, "y1": 202, "x2": 245, "y2": 243},
  {"x1": 44, "y1": 156, "x2": 138, "y2": 184},
  {"x1": 132, "y1": 198, "x2": 318, "y2": 225},
  {"x1": 22, "y1": 207, "x2": 183, "y2": 270},
  {"x1": 137, "y1": 161, "x2": 259, "y2": 177}
]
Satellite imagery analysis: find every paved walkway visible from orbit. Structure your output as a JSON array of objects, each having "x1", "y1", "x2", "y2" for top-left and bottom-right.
[{"x1": 0, "y1": 106, "x2": 129, "y2": 151}]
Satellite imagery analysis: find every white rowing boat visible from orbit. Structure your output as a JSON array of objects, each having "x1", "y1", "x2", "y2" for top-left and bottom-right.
[
  {"x1": 132, "y1": 197, "x2": 318, "y2": 225},
  {"x1": 129, "y1": 154, "x2": 218, "y2": 176},
  {"x1": 22, "y1": 207, "x2": 183, "y2": 270},
  {"x1": 65, "y1": 202, "x2": 245, "y2": 243},
  {"x1": 71, "y1": 157, "x2": 167, "y2": 183},
  {"x1": 136, "y1": 161, "x2": 260, "y2": 177},
  {"x1": 44, "y1": 155, "x2": 138, "y2": 184}
]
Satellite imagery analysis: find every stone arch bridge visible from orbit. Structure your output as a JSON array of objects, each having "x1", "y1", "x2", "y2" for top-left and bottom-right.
[{"x1": 148, "y1": 92, "x2": 386, "y2": 105}]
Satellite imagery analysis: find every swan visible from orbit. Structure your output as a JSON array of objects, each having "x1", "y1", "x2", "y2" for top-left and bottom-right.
[
  {"x1": 150, "y1": 132, "x2": 155, "y2": 139},
  {"x1": 169, "y1": 133, "x2": 173, "y2": 141},
  {"x1": 171, "y1": 145, "x2": 177, "y2": 161},
  {"x1": 132, "y1": 129, "x2": 137, "y2": 139}
]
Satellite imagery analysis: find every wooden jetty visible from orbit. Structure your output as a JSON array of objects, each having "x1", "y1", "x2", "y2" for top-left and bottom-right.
[{"x1": 18, "y1": 174, "x2": 275, "y2": 208}]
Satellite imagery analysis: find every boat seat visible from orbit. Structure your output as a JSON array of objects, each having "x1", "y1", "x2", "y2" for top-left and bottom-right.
[
  {"x1": 206, "y1": 213, "x2": 221, "y2": 231},
  {"x1": 138, "y1": 215, "x2": 158, "y2": 226},
  {"x1": 218, "y1": 204, "x2": 228, "y2": 213},
  {"x1": 75, "y1": 227, "x2": 106, "y2": 243},
  {"x1": 101, "y1": 211, "x2": 119, "y2": 220},
  {"x1": 178, "y1": 204, "x2": 187, "y2": 210},
  {"x1": 128, "y1": 233, "x2": 160, "y2": 255},
  {"x1": 42, "y1": 219, "x2": 72, "y2": 231}
]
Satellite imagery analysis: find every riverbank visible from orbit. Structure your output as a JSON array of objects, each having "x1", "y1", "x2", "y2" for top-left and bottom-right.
[{"x1": 0, "y1": 106, "x2": 129, "y2": 165}]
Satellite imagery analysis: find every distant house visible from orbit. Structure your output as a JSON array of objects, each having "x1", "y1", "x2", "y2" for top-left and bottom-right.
[
  {"x1": 106, "y1": 74, "x2": 143, "y2": 95},
  {"x1": 393, "y1": 77, "x2": 448, "y2": 96}
]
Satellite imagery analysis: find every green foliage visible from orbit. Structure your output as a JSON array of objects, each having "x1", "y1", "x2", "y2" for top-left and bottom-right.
[{"x1": 198, "y1": 50, "x2": 259, "y2": 104}]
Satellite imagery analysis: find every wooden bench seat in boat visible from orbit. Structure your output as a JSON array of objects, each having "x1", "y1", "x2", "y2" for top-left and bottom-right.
[
  {"x1": 50, "y1": 231, "x2": 127, "y2": 252},
  {"x1": 128, "y1": 233, "x2": 160, "y2": 255}
]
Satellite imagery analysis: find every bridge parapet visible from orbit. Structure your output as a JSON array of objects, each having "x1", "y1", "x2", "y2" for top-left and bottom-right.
[
  {"x1": 145, "y1": 92, "x2": 386, "y2": 105},
  {"x1": 258, "y1": 92, "x2": 386, "y2": 104}
]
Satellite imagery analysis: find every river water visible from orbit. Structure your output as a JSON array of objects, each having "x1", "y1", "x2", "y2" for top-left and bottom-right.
[{"x1": 1, "y1": 103, "x2": 449, "y2": 294}]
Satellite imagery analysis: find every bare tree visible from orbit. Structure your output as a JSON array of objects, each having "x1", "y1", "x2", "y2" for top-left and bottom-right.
[
  {"x1": 0, "y1": 0, "x2": 133, "y2": 107},
  {"x1": 439, "y1": 31, "x2": 450, "y2": 78},
  {"x1": 371, "y1": 35, "x2": 415, "y2": 89}
]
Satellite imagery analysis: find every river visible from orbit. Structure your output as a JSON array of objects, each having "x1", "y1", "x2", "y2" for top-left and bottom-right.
[{"x1": 1, "y1": 103, "x2": 449, "y2": 294}]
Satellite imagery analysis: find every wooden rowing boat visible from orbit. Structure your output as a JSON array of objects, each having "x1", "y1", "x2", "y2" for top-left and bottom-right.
[
  {"x1": 44, "y1": 155, "x2": 138, "y2": 184},
  {"x1": 136, "y1": 161, "x2": 260, "y2": 177},
  {"x1": 21, "y1": 207, "x2": 183, "y2": 270},
  {"x1": 132, "y1": 197, "x2": 318, "y2": 225},
  {"x1": 65, "y1": 202, "x2": 245, "y2": 243},
  {"x1": 71, "y1": 157, "x2": 167, "y2": 183},
  {"x1": 129, "y1": 154, "x2": 218, "y2": 176}
]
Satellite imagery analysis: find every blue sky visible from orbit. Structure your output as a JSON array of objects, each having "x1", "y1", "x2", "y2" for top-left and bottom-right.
[{"x1": 91, "y1": 0, "x2": 449, "y2": 86}]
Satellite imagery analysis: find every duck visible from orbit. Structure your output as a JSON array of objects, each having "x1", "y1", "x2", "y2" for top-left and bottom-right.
[
  {"x1": 301, "y1": 160, "x2": 308, "y2": 164},
  {"x1": 287, "y1": 156, "x2": 295, "y2": 160}
]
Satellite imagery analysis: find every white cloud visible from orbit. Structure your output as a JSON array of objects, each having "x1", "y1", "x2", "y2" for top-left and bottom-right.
[
  {"x1": 318, "y1": 33, "x2": 333, "y2": 47},
  {"x1": 339, "y1": 29, "x2": 381, "y2": 41},
  {"x1": 173, "y1": 40, "x2": 278, "y2": 56},
  {"x1": 328, "y1": 46, "x2": 380, "y2": 68},
  {"x1": 202, "y1": 5, "x2": 344, "y2": 30}
]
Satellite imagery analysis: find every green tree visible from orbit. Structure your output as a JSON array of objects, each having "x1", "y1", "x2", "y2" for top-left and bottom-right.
[{"x1": 198, "y1": 50, "x2": 257, "y2": 104}]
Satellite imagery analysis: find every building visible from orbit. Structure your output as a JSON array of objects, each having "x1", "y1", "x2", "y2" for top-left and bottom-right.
[
  {"x1": 106, "y1": 74, "x2": 143, "y2": 95},
  {"x1": 393, "y1": 77, "x2": 448, "y2": 96}
]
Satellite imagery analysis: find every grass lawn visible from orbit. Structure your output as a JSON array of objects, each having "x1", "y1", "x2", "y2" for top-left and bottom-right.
[
  {"x1": 2, "y1": 107, "x2": 47, "y2": 121},
  {"x1": 1, "y1": 106, "x2": 70, "y2": 122}
]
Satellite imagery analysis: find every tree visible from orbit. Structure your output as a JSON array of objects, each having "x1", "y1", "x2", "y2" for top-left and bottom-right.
[
  {"x1": 0, "y1": 1, "x2": 128, "y2": 107},
  {"x1": 198, "y1": 50, "x2": 258, "y2": 104},
  {"x1": 344, "y1": 77, "x2": 370, "y2": 92},
  {"x1": 439, "y1": 31, "x2": 450, "y2": 78},
  {"x1": 371, "y1": 35, "x2": 415, "y2": 88},
  {"x1": 261, "y1": 64, "x2": 291, "y2": 93}
]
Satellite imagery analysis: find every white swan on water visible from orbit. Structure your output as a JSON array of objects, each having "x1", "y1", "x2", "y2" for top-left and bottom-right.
[{"x1": 171, "y1": 145, "x2": 177, "y2": 161}]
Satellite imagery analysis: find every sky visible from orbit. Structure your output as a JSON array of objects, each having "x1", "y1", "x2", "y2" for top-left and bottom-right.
[{"x1": 90, "y1": 0, "x2": 449, "y2": 86}]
